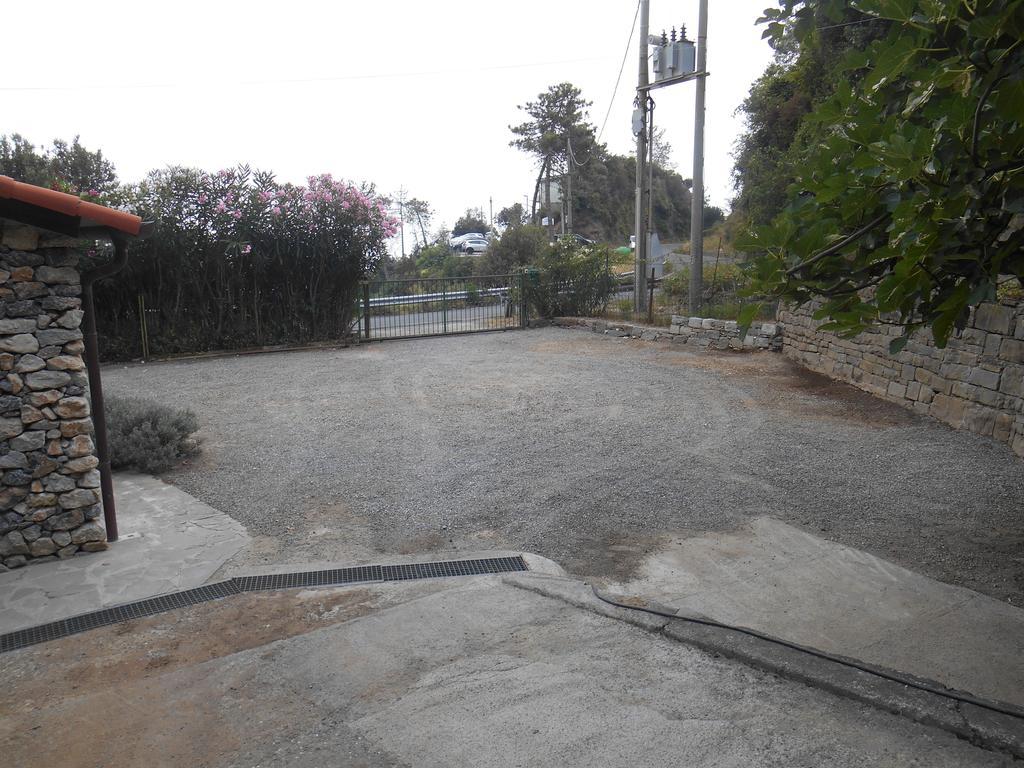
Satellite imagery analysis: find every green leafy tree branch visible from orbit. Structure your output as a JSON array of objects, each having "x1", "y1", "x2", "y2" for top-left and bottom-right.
[{"x1": 740, "y1": 0, "x2": 1024, "y2": 350}]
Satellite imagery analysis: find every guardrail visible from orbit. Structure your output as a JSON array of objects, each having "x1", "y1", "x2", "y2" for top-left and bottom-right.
[{"x1": 367, "y1": 286, "x2": 509, "y2": 308}]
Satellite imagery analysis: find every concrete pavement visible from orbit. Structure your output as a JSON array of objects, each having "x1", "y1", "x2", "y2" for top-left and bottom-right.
[
  {"x1": 1, "y1": 575, "x2": 1012, "y2": 768},
  {"x1": 606, "y1": 517, "x2": 1024, "y2": 711},
  {"x1": 3, "y1": 476, "x2": 1023, "y2": 763}
]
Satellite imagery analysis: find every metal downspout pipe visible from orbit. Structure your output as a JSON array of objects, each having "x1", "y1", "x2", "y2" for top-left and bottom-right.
[{"x1": 80, "y1": 234, "x2": 129, "y2": 542}]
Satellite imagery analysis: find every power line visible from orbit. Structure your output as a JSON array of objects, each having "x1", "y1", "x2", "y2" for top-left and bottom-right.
[
  {"x1": 597, "y1": 0, "x2": 641, "y2": 143},
  {"x1": 817, "y1": 16, "x2": 878, "y2": 31},
  {"x1": 0, "y1": 56, "x2": 610, "y2": 93},
  {"x1": 567, "y1": 134, "x2": 592, "y2": 167}
]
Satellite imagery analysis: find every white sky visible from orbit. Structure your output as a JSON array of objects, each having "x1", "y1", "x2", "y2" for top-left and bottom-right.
[{"x1": 3, "y1": 1, "x2": 774, "y2": 252}]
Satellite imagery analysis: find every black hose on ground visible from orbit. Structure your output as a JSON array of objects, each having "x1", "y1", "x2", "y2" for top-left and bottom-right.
[{"x1": 591, "y1": 586, "x2": 1024, "y2": 721}]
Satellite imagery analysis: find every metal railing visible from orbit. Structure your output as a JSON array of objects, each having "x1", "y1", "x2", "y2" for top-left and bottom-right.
[{"x1": 358, "y1": 273, "x2": 525, "y2": 341}]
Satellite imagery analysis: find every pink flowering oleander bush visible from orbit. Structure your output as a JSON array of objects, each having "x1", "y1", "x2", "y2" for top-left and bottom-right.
[{"x1": 92, "y1": 166, "x2": 399, "y2": 358}]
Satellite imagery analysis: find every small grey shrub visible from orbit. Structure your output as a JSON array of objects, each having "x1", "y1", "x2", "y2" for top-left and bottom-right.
[{"x1": 106, "y1": 394, "x2": 201, "y2": 474}]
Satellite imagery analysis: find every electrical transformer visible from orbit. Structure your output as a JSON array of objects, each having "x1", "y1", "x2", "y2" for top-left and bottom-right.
[{"x1": 652, "y1": 27, "x2": 696, "y2": 83}]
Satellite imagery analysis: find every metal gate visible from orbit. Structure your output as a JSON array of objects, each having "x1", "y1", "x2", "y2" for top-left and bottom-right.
[{"x1": 357, "y1": 273, "x2": 526, "y2": 341}]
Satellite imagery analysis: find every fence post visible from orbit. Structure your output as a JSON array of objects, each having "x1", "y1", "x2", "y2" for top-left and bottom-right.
[
  {"x1": 362, "y1": 282, "x2": 371, "y2": 340},
  {"x1": 647, "y1": 267, "x2": 655, "y2": 325},
  {"x1": 442, "y1": 283, "x2": 448, "y2": 334},
  {"x1": 518, "y1": 272, "x2": 526, "y2": 328},
  {"x1": 137, "y1": 294, "x2": 150, "y2": 360}
]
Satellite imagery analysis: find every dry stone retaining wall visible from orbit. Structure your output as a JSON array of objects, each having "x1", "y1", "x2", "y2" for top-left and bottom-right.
[
  {"x1": 0, "y1": 224, "x2": 105, "y2": 570},
  {"x1": 552, "y1": 315, "x2": 783, "y2": 350},
  {"x1": 780, "y1": 299, "x2": 1024, "y2": 457}
]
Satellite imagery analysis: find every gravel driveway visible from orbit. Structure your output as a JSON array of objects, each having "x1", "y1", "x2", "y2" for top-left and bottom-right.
[{"x1": 104, "y1": 327, "x2": 1024, "y2": 602}]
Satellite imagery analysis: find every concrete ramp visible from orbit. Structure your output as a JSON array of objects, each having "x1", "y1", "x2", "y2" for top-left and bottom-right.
[
  {"x1": 1, "y1": 574, "x2": 1010, "y2": 767},
  {"x1": 611, "y1": 516, "x2": 1024, "y2": 709}
]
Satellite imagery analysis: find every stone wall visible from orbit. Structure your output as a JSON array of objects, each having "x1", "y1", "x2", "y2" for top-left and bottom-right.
[
  {"x1": 781, "y1": 298, "x2": 1024, "y2": 457},
  {"x1": 0, "y1": 224, "x2": 105, "y2": 570},
  {"x1": 552, "y1": 315, "x2": 784, "y2": 350}
]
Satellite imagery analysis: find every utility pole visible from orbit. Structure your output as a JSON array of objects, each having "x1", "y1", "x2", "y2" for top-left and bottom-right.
[
  {"x1": 634, "y1": 0, "x2": 650, "y2": 315},
  {"x1": 489, "y1": 196, "x2": 493, "y2": 230},
  {"x1": 688, "y1": 0, "x2": 708, "y2": 314},
  {"x1": 545, "y1": 159, "x2": 554, "y2": 241},
  {"x1": 635, "y1": 5, "x2": 707, "y2": 315},
  {"x1": 647, "y1": 100, "x2": 655, "y2": 261},
  {"x1": 566, "y1": 136, "x2": 574, "y2": 234}
]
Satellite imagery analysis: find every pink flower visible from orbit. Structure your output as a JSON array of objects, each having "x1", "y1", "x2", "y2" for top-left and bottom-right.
[
  {"x1": 88, "y1": 188, "x2": 100, "y2": 197},
  {"x1": 271, "y1": 206, "x2": 282, "y2": 216},
  {"x1": 242, "y1": 244, "x2": 252, "y2": 254},
  {"x1": 232, "y1": 210, "x2": 242, "y2": 219},
  {"x1": 216, "y1": 201, "x2": 227, "y2": 213},
  {"x1": 198, "y1": 193, "x2": 209, "y2": 204}
]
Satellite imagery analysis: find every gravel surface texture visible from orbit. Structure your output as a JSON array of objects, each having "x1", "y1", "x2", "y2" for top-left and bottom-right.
[{"x1": 104, "y1": 327, "x2": 1024, "y2": 602}]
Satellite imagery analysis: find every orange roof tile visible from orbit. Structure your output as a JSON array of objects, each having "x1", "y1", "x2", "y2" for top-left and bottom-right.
[{"x1": 0, "y1": 175, "x2": 141, "y2": 236}]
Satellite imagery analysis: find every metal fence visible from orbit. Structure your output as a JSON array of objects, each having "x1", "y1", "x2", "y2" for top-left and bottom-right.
[
  {"x1": 357, "y1": 274, "x2": 526, "y2": 341},
  {"x1": 601, "y1": 267, "x2": 777, "y2": 326}
]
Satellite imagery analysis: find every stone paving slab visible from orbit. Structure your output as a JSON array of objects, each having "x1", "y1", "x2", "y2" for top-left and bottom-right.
[
  {"x1": 610, "y1": 516, "x2": 1024, "y2": 710},
  {"x1": 0, "y1": 472, "x2": 249, "y2": 634}
]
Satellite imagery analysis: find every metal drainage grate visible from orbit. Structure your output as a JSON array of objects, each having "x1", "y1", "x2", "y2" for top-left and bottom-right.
[
  {"x1": 232, "y1": 564, "x2": 384, "y2": 593},
  {"x1": 0, "y1": 555, "x2": 528, "y2": 654},
  {"x1": 0, "y1": 580, "x2": 241, "y2": 654},
  {"x1": 382, "y1": 556, "x2": 527, "y2": 581}
]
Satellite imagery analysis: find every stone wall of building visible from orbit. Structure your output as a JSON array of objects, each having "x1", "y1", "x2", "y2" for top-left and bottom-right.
[
  {"x1": 552, "y1": 315, "x2": 784, "y2": 351},
  {"x1": 0, "y1": 224, "x2": 105, "y2": 569},
  {"x1": 780, "y1": 298, "x2": 1024, "y2": 457}
]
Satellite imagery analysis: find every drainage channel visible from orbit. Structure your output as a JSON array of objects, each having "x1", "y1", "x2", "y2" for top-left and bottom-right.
[{"x1": 0, "y1": 555, "x2": 528, "y2": 654}]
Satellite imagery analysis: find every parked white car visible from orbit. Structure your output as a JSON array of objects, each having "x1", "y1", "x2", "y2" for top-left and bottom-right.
[
  {"x1": 449, "y1": 232, "x2": 486, "y2": 250},
  {"x1": 460, "y1": 238, "x2": 489, "y2": 254}
]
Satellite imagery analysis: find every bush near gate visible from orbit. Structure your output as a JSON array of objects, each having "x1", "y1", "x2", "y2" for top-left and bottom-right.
[
  {"x1": 524, "y1": 239, "x2": 615, "y2": 318},
  {"x1": 476, "y1": 225, "x2": 548, "y2": 276},
  {"x1": 93, "y1": 166, "x2": 398, "y2": 359}
]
